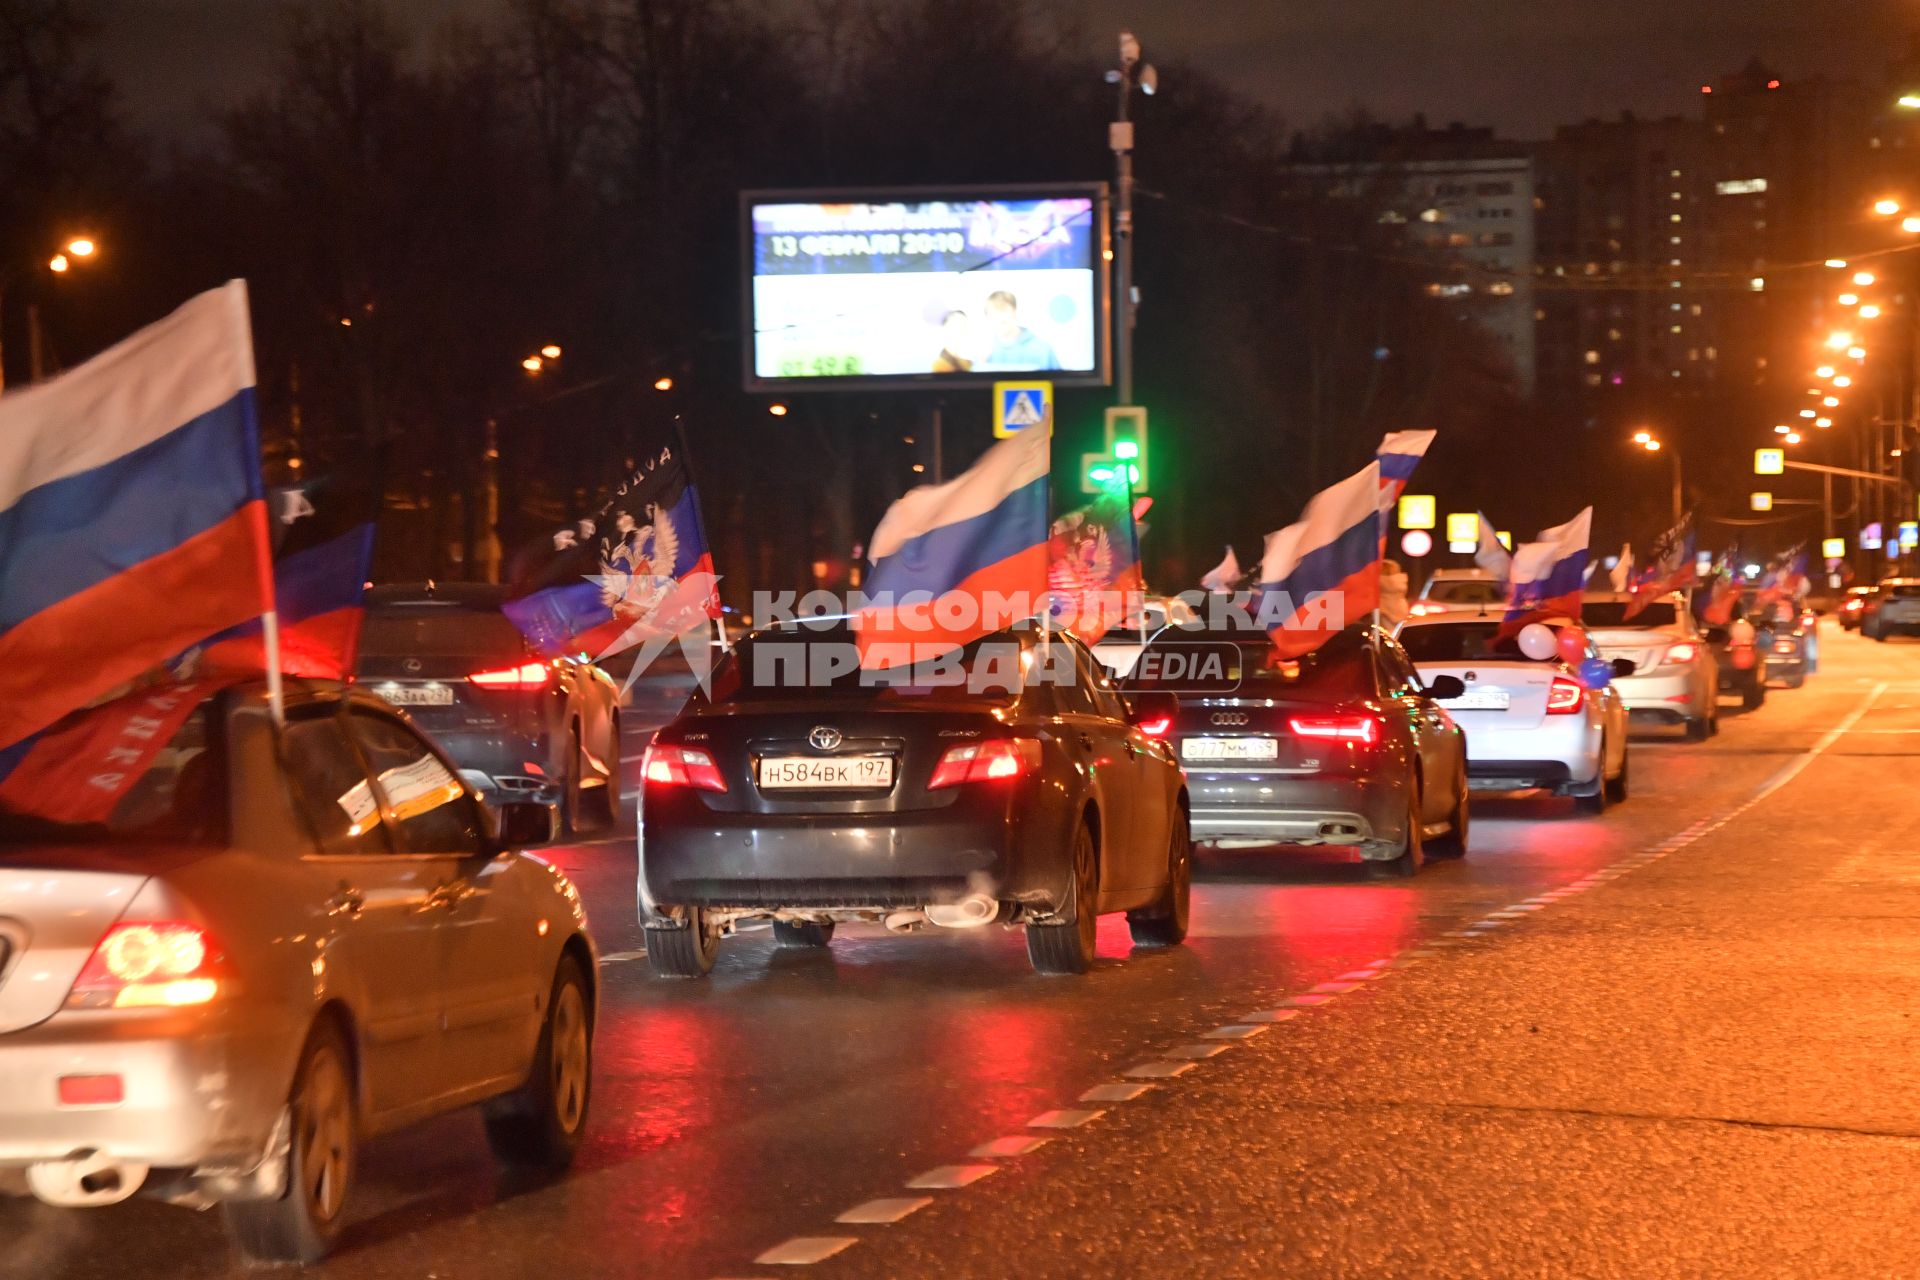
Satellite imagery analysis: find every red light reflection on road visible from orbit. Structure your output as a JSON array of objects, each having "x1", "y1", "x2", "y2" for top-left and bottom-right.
[{"x1": 937, "y1": 1004, "x2": 1059, "y2": 1132}]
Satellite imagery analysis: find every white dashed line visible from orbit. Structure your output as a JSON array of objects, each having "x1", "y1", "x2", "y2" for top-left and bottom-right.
[
  {"x1": 1028, "y1": 1108, "x2": 1105, "y2": 1130},
  {"x1": 754, "y1": 1237, "x2": 859, "y2": 1265},
  {"x1": 1239, "y1": 1008, "x2": 1302, "y2": 1023},
  {"x1": 905, "y1": 1165, "x2": 998, "y2": 1190},
  {"x1": 1201, "y1": 1024, "x2": 1269, "y2": 1041},
  {"x1": 1163, "y1": 1043, "x2": 1231, "y2": 1060},
  {"x1": 836, "y1": 1197, "x2": 933, "y2": 1225},
  {"x1": 1125, "y1": 1060, "x2": 1196, "y2": 1079},
  {"x1": 969, "y1": 1135, "x2": 1051, "y2": 1158},
  {"x1": 1080, "y1": 1082, "x2": 1155, "y2": 1103}
]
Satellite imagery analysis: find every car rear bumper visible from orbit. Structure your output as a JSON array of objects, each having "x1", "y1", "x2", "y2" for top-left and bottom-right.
[
  {"x1": 0, "y1": 1008, "x2": 279, "y2": 1172},
  {"x1": 1457, "y1": 719, "x2": 1599, "y2": 792},
  {"x1": 1614, "y1": 669, "x2": 1703, "y2": 719},
  {"x1": 1187, "y1": 775, "x2": 1403, "y2": 857}
]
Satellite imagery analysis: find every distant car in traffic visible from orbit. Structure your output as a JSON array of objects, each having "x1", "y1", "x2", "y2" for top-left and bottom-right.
[
  {"x1": 357, "y1": 583, "x2": 622, "y2": 833},
  {"x1": 1704, "y1": 616, "x2": 1767, "y2": 711},
  {"x1": 1396, "y1": 614, "x2": 1631, "y2": 812},
  {"x1": 0, "y1": 680, "x2": 597, "y2": 1264},
  {"x1": 1742, "y1": 593, "x2": 1815, "y2": 688},
  {"x1": 1410, "y1": 568, "x2": 1502, "y2": 618},
  {"x1": 1581, "y1": 592, "x2": 1719, "y2": 739},
  {"x1": 1126, "y1": 624, "x2": 1469, "y2": 876},
  {"x1": 1863, "y1": 579, "x2": 1920, "y2": 641},
  {"x1": 637, "y1": 622, "x2": 1191, "y2": 976},
  {"x1": 1839, "y1": 585, "x2": 1876, "y2": 631}
]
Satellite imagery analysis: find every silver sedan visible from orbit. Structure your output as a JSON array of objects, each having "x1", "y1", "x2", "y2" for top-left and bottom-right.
[{"x1": 0, "y1": 679, "x2": 597, "y2": 1263}]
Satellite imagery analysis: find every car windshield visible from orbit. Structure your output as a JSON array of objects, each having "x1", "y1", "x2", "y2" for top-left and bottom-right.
[
  {"x1": 1398, "y1": 622, "x2": 1557, "y2": 663},
  {"x1": 0, "y1": 685, "x2": 225, "y2": 846},
  {"x1": 704, "y1": 624, "x2": 1030, "y2": 704},
  {"x1": 1425, "y1": 579, "x2": 1502, "y2": 605},
  {"x1": 1887, "y1": 583, "x2": 1920, "y2": 599},
  {"x1": 1583, "y1": 601, "x2": 1677, "y2": 627},
  {"x1": 1125, "y1": 625, "x2": 1373, "y2": 702},
  {"x1": 360, "y1": 606, "x2": 531, "y2": 659}
]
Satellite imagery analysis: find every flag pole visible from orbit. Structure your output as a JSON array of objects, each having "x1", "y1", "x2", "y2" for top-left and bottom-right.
[
  {"x1": 670, "y1": 413, "x2": 731, "y2": 653},
  {"x1": 232, "y1": 281, "x2": 285, "y2": 729}
]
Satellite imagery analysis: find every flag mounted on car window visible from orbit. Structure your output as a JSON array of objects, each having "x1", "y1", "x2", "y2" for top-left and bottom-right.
[
  {"x1": 504, "y1": 434, "x2": 720, "y2": 661},
  {"x1": 0, "y1": 281, "x2": 274, "y2": 750},
  {"x1": 1497, "y1": 507, "x2": 1592, "y2": 639}
]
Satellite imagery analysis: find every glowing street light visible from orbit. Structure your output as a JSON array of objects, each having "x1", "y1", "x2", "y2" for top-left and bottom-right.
[
  {"x1": 1774, "y1": 424, "x2": 1792, "y2": 434},
  {"x1": 1860, "y1": 304, "x2": 1883, "y2": 319},
  {"x1": 1825, "y1": 258, "x2": 1849, "y2": 268},
  {"x1": 1816, "y1": 365, "x2": 1836, "y2": 378},
  {"x1": 66, "y1": 238, "x2": 95, "y2": 258},
  {"x1": 1827, "y1": 331, "x2": 1854, "y2": 350},
  {"x1": 768, "y1": 403, "x2": 790, "y2": 417},
  {"x1": 1800, "y1": 409, "x2": 1817, "y2": 419},
  {"x1": 47, "y1": 254, "x2": 68, "y2": 273},
  {"x1": 1875, "y1": 198, "x2": 1903, "y2": 216},
  {"x1": 521, "y1": 355, "x2": 543, "y2": 373},
  {"x1": 1901, "y1": 94, "x2": 1920, "y2": 109},
  {"x1": 1849, "y1": 345, "x2": 1868, "y2": 359},
  {"x1": 653, "y1": 376, "x2": 674, "y2": 392},
  {"x1": 539, "y1": 344, "x2": 562, "y2": 360},
  {"x1": 1816, "y1": 417, "x2": 1833, "y2": 428},
  {"x1": 1784, "y1": 432, "x2": 1803, "y2": 445},
  {"x1": 1854, "y1": 271, "x2": 1877, "y2": 287},
  {"x1": 1835, "y1": 375, "x2": 1852, "y2": 387},
  {"x1": 1823, "y1": 395, "x2": 1841, "y2": 407},
  {"x1": 1632, "y1": 430, "x2": 1652, "y2": 445},
  {"x1": 1905, "y1": 217, "x2": 1920, "y2": 234},
  {"x1": 1838, "y1": 293, "x2": 1859, "y2": 306}
]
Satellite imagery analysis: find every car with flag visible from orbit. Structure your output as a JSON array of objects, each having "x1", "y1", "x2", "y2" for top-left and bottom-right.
[
  {"x1": 1396, "y1": 613, "x2": 1632, "y2": 811},
  {"x1": 1124, "y1": 623, "x2": 1469, "y2": 875},
  {"x1": 1411, "y1": 568, "x2": 1503, "y2": 617},
  {"x1": 0, "y1": 679, "x2": 597, "y2": 1264},
  {"x1": 1862, "y1": 579, "x2": 1920, "y2": 641},
  {"x1": 355, "y1": 584, "x2": 623, "y2": 834},
  {"x1": 1581, "y1": 591, "x2": 1719, "y2": 739},
  {"x1": 636, "y1": 621, "x2": 1190, "y2": 976}
]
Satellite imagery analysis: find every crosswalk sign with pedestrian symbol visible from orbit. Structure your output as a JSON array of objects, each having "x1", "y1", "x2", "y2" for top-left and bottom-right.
[{"x1": 993, "y1": 381, "x2": 1053, "y2": 438}]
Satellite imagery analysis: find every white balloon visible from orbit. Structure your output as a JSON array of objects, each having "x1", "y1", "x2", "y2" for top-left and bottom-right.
[{"x1": 1517, "y1": 623, "x2": 1559, "y2": 661}]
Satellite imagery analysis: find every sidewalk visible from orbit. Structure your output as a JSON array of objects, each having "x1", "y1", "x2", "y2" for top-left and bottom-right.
[{"x1": 828, "y1": 669, "x2": 1920, "y2": 1278}]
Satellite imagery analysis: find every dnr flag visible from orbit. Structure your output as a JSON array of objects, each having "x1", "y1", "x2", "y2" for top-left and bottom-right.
[{"x1": 1048, "y1": 488, "x2": 1145, "y2": 641}]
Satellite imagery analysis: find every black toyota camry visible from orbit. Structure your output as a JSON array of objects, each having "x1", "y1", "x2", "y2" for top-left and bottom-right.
[{"x1": 636, "y1": 621, "x2": 1190, "y2": 976}]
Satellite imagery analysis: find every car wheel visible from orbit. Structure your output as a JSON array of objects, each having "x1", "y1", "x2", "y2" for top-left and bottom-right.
[
  {"x1": 1785, "y1": 669, "x2": 1806, "y2": 690},
  {"x1": 222, "y1": 1020, "x2": 356, "y2": 1265},
  {"x1": 564, "y1": 726, "x2": 616, "y2": 836},
  {"x1": 1742, "y1": 678, "x2": 1765, "y2": 711},
  {"x1": 1368, "y1": 789, "x2": 1424, "y2": 878},
  {"x1": 643, "y1": 908, "x2": 722, "y2": 977},
  {"x1": 1027, "y1": 820, "x2": 1099, "y2": 974},
  {"x1": 483, "y1": 956, "x2": 592, "y2": 1172},
  {"x1": 1604, "y1": 745, "x2": 1630, "y2": 804},
  {"x1": 1427, "y1": 768, "x2": 1469, "y2": 859},
  {"x1": 772, "y1": 920, "x2": 836, "y2": 948},
  {"x1": 1685, "y1": 715, "x2": 1710, "y2": 741},
  {"x1": 1128, "y1": 810, "x2": 1191, "y2": 947}
]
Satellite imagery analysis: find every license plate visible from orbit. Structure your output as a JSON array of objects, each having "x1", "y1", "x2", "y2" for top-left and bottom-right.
[
  {"x1": 378, "y1": 683, "x2": 454, "y2": 707},
  {"x1": 1445, "y1": 687, "x2": 1511, "y2": 711},
  {"x1": 1180, "y1": 736, "x2": 1279, "y2": 762},
  {"x1": 757, "y1": 755, "x2": 895, "y2": 789}
]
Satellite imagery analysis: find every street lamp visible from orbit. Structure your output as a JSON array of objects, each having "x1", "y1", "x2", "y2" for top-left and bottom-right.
[
  {"x1": 0, "y1": 233, "x2": 103, "y2": 394},
  {"x1": 1631, "y1": 429, "x2": 1684, "y2": 526},
  {"x1": 1106, "y1": 29, "x2": 1157, "y2": 407}
]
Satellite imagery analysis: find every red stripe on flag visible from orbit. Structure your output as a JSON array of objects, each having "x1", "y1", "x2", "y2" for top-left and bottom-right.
[
  {"x1": 0, "y1": 681, "x2": 225, "y2": 825},
  {"x1": 1268, "y1": 561, "x2": 1382, "y2": 660},
  {"x1": 0, "y1": 501, "x2": 270, "y2": 750},
  {"x1": 856, "y1": 543, "x2": 1048, "y2": 669},
  {"x1": 199, "y1": 605, "x2": 365, "y2": 680}
]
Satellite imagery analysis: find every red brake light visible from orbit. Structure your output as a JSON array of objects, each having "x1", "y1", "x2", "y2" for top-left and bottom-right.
[
  {"x1": 1664, "y1": 642, "x2": 1699, "y2": 665},
  {"x1": 928, "y1": 738, "x2": 1042, "y2": 790},
  {"x1": 1287, "y1": 714, "x2": 1381, "y2": 746},
  {"x1": 1135, "y1": 714, "x2": 1173, "y2": 738},
  {"x1": 1546, "y1": 676, "x2": 1585, "y2": 714},
  {"x1": 468, "y1": 661, "x2": 552, "y2": 689},
  {"x1": 643, "y1": 744, "x2": 727, "y2": 792},
  {"x1": 67, "y1": 922, "x2": 223, "y2": 1010}
]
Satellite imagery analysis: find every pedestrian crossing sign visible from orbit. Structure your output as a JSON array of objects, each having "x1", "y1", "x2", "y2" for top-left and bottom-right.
[{"x1": 993, "y1": 381, "x2": 1053, "y2": 438}]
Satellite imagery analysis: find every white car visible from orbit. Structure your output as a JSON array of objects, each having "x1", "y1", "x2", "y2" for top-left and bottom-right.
[
  {"x1": 1581, "y1": 591, "x2": 1720, "y2": 740},
  {"x1": 1397, "y1": 613, "x2": 1631, "y2": 812},
  {"x1": 1410, "y1": 569, "x2": 1503, "y2": 618}
]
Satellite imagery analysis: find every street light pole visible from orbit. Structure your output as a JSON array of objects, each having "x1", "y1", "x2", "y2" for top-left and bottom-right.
[{"x1": 1108, "y1": 32, "x2": 1155, "y2": 408}]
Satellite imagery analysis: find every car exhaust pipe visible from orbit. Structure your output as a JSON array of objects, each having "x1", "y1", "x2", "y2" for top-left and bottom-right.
[
  {"x1": 925, "y1": 894, "x2": 1000, "y2": 929},
  {"x1": 26, "y1": 1153, "x2": 148, "y2": 1208},
  {"x1": 883, "y1": 910, "x2": 926, "y2": 933}
]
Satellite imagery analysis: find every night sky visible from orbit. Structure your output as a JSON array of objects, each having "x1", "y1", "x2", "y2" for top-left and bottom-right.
[{"x1": 99, "y1": 0, "x2": 1912, "y2": 144}]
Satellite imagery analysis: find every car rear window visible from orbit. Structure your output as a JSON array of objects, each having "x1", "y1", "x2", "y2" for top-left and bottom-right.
[
  {"x1": 1425, "y1": 580, "x2": 1502, "y2": 605},
  {"x1": 1888, "y1": 584, "x2": 1920, "y2": 599},
  {"x1": 0, "y1": 688, "x2": 225, "y2": 846},
  {"x1": 360, "y1": 607, "x2": 532, "y2": 659},
  {"x1": 1398, "y1": 622, "x2": 1554, "y2": 664},
  {"x1": 1125, "y1": 626, "x2": 1373, "y2": 702},
  {"x1": 703, "y1": 626, "x2": 1029, "y2": 704},
  {"x1": 1582, "y1": 601, "x2": 1676, "y2": 627}
]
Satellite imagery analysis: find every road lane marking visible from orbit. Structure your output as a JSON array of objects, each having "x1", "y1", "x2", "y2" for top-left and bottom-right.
[
  {"x1": 1239, "y1": 1009, "x2": 1302, "y2": 1023},
  {"x1": 906, "y1": 1165, "x2": 999, "y2": 1189},
  {"x1": 969, "y1": 1135, "x2": 1052, "y2": 1158},
  {"x1": 598, "y1": 951, "x2": 645, "y2": 964},
  {"x1": 1164, "y1": 1043, "x2": 1231, "y2": 1060},
  {"x1": 836, "y1": 1197, "x2": 933, "y2": 1225},
  {"x1": 1282, "y1": 992, "x2": 1335, "y2": 1006},
  {"x1": 1201, "y1": 1025, "x2": 1269, "y2": 1041},
  {"x1": 1081, "y1": 1082, "x2": 1155, "y2": 1103},
  {"x1": 1125, "y1": 1061, "x2": 1196, "y2": 1078},
  {"x1": 754, "y1": 1237, "x2": 859, "y2": 1265},
  {"x1": 1028, "y1": 1108, "x2": 1106, "y2": 1129}
]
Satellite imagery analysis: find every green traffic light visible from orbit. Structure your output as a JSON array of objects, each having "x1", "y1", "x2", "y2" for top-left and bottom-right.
[{"x1": 1113, "y1": 440, "x2": 1139, "y2": 460}]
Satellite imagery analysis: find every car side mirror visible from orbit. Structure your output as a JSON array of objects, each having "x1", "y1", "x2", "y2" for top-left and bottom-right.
[
  {"x1": 1126, "y1": 690, "x2": 1180, "y2": 735},
  {"x1": 1610, "y1": 658, "x2": 1637, "y2": 679},
  {"x1": 1425, "y1": 674, "x2": 1466, "y2": 701},
  {"x1": 494, "y1": 799, "x2": 558, "y2": 849}
]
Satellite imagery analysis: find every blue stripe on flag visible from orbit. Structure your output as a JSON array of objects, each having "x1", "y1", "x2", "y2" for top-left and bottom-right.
[
  {"x1": 1257, "y1": 510, "x2": 1381, "y2": 607},
  {"x1": 867, "y1": 474, "x2": 1049, "y2": 599}
]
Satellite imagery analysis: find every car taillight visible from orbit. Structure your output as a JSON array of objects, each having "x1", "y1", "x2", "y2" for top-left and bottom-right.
[
  {"x1": 928, "y1": 738, "x2": 1043, "y2": 790},
  {"x1": 642, "y1": 744, "x2": 728, "y2": 792},
  {"x1": 1287, "y1": 714, "x2": 1381, "y2": 746},
  {"x1": 1546, "y1": 677, "x2": 1585, "y2": 715},
  {"x1": 1134, "y1": 713, "x2": 1174, "y2": 738},
  {"x1": 468, "y1": 661, "x2": 552, "y2": 689},
  {"x1": 66, "y1": 922, "x2": 224, "y2": 1010},
  {"x1": 1663, "y1": 642, "x2": 1699, "y2": 665}
]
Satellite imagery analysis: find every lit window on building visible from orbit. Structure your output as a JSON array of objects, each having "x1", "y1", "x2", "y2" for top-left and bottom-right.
[
  {"x1": 1584, "y1": 350, "x2": 1601, "y2": 364},
  {"x1": 1714, "y1": 178, "x2": 1768, "y2": 195},
  {"x1": 1670, "y1": 213, "x2": 1683, "y2": 223},
  {"x1": 1584, "y1": 372, "x2": 1604, "y2": 387},
  {"x1": 1419, "y1": 208, "x2": 1444, "y2": 223},
  {"x1": 1608, "y1": 328, "x2": 1623, "y2": 341},
  {"x1": 1487, "y1": 281, "x2": 1515, "y2": 296}
]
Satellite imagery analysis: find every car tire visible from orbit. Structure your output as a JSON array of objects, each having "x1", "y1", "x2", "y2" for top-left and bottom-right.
[
  {"x1": 1742, "y1": 678, "x2": 1765, "y2": 711},
  {"x1": 1685, "y1": 715, "x2": 1710, "y2": 741},
  {"x1": 772, "y1": 920, "x2": 836, "y2": 948},
  {"x1": 483, "y1": 956, "x2": 592, "y2": 1173},
  {"x1": 1785, "y1": 669, "x2": 1806, "y2": 690},
  {"x1": 1368, "y1": 789, "x2": 1424, "y2": 878},
  {"x1": 564, "y1": 726, "x2": 616, "y2": 836},
  {"x1": 1604, "y1": 746, "x2": 1629, "y2": 804},
  {"x1": 1128, "y1": 810, "x2": 1191, "y2": 947},
  {"x1": 222, "y1": 1020, "x2": 356, "y2": 1265},
  {"x1": 1427, "y1": 769, "x2": 1469, "y2": 859},
  {"x1": 1027, "y1": 820, "x2": 1099, "y2": 974},
  {"x1": 644, "y1": 909, "x2": 721, "y2": 977}
]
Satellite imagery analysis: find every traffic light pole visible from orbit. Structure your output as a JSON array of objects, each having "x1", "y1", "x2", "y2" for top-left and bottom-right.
[{"x1": 1112, "y1": 107, "x2": 1134, "y2": 408}]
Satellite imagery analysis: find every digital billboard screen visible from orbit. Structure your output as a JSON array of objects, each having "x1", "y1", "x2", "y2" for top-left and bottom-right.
[{"x1": 743, "y1": 186, "x2": 1109, "y2": 391}]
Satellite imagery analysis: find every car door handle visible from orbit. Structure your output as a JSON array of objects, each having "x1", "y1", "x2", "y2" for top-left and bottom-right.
[
  {"x1": 326, "y1": 885, "x2": 364, "y2": 917},
  {"x1": 1077, "y1": 732, "x2": 1096, "y2": 751}
]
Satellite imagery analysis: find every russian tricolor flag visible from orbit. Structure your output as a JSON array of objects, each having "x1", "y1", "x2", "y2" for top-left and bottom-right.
[
  {"x1": 1499, "y1": 507, "x2": 1592, "y2": 638},
  {"x1": 859, "y1": 426, "x2": 1049, "y2": 668},
  {"x1": 1255, "y1": 462, "x2": 1383, "y2": 659},
  {"x1": 0, "y1": 282, "x2": 272, "y2": 750},
  {"x1": 1375, "y1": 429, "x2": 1436, "y2": 513}
]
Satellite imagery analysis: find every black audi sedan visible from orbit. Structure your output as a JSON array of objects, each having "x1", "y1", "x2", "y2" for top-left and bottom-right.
[
  {"x1": 355, "y1": 584, "x2": 623, "y2": 834},
  {"x1": 636, "y1": 622, "x2": 1189, "y2": 976}
]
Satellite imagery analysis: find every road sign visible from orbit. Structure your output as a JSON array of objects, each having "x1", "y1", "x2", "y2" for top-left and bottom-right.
[
  {"x1": 1445, "y1": 513, "x2": 1478, "y2": 544},
  {"x1": 1862, "y1": 522, "x2": 1883, "y2": 551},
  {"x1": 1400, "y1": 529, "x2": 1434, "y2": 558},
  {"x1": 1397, "y1": 494, "x2": 1436, "y2": 530},
  {"x1": 1754, "y1": 448, "x2": 1784, "y2": 476},
  {"x1": 1749, "y1": 491, "x2": 1773, "y2": 512},
  {"x1": 1903, "y1": 521, "x2": 1919, "y2": 550},
  {"x1": 1822, "y1": 537, "x2": 1846, "y2": 560},
  {"x1": 993, "y1": 381, "x2": 1052, "y2": 438}
]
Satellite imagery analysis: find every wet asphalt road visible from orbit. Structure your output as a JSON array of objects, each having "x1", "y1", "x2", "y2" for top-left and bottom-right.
[{"x1": 6, "y1": 625, "x2": 1917, "y2": 1278}]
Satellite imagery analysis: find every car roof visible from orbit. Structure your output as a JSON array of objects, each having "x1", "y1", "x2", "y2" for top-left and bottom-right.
[
  {"x1": 1426, "y1": 568, "x2": 1492, "y2": 580},
  {"x1": 1581, "y1": 590, "x2": 1683, "y2": 604},
  {"x1": 365, "y1": 582, "x2": 512, "y2": 609}
]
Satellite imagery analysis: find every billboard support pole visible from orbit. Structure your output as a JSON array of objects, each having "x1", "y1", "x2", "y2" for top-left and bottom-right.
[{"x1": 931, "y1": 405, "x2": 944, "y2": 484}]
